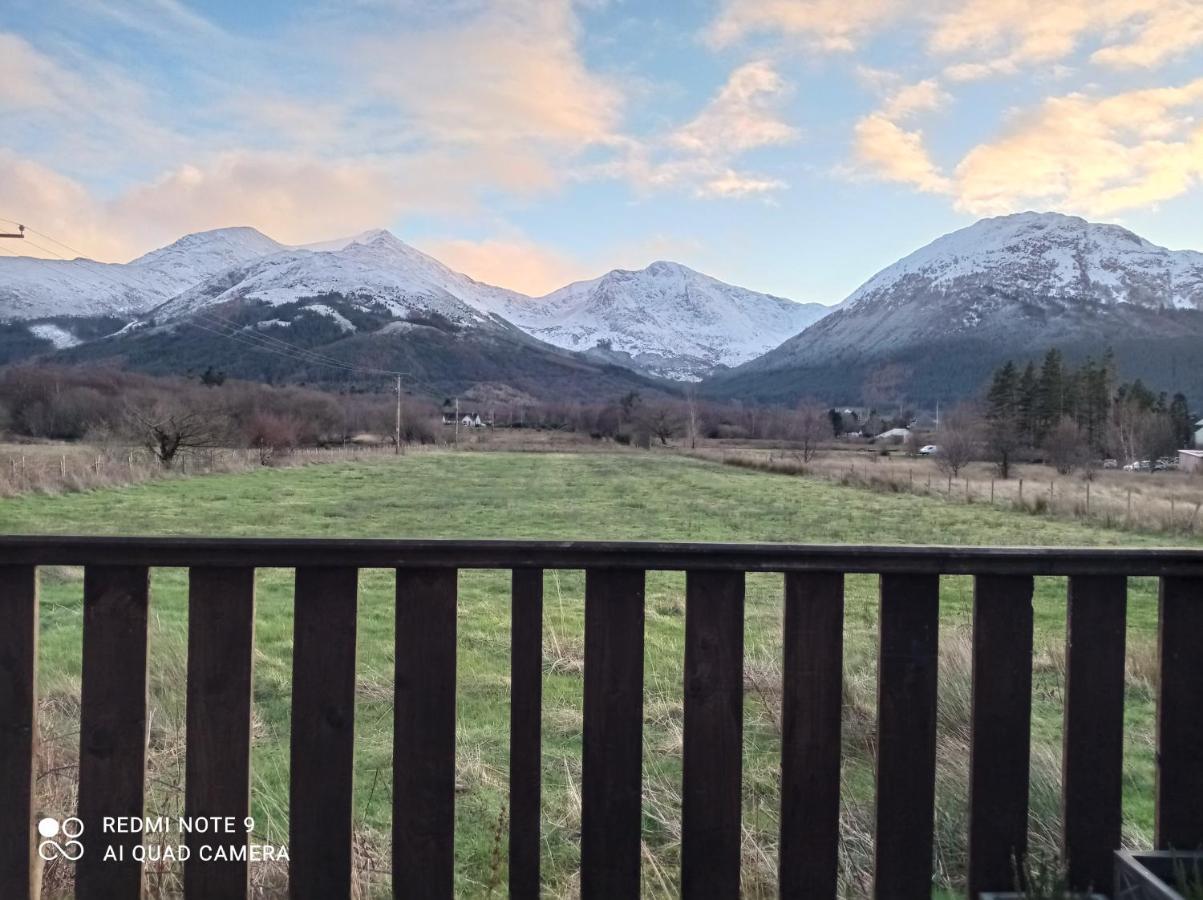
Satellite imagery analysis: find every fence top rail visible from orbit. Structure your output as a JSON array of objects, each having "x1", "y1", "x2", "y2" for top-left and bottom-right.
[{"x1": 1, "y1": 535, "x2": 1202, "y2": 575}]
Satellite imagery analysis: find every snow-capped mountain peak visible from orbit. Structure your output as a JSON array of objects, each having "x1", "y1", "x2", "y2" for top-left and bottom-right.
[
  {"x1": 128, "y1": 226, "x2": 287, "y2": 290},
  {"x1": 494, "y1": 260, "x2": 830, "y2": 379},
  {"x1": 845, "y1": 211, "x2": 1203, "y2": 313},
  {"x1": 0, "y1": 226, "x2": 287, "y2": 322},
  {"x1": 712, "y1": 211, "x2": 1203, "y2": 406}
]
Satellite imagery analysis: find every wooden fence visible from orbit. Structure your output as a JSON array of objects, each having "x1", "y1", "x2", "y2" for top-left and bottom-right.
[{"x1": 1, "y1": 537, "x2": 1202, "y2": 898}]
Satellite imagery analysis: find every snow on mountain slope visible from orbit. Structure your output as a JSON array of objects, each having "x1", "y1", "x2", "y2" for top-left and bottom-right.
[
  {"x1": 845, "y1": 211, "x2": 1203, "y2": 315},
  {"x1": 149, "y1": 230, "x2": 527, "y2": 332},
  {"x1": 709, "y1": 211, "x2": 1203, "y2": 403},
  {"x1": 129, "y1": 226, "x2": 287, "y2": 289},
  {"x1": 3, "y1": 224, "x2": 828, "y2": 382},
  {"x1": 496, "y1": 261, "x2": 830, "y2": 379},
  {"x1": 0, "y1": 226, "x2": 287, "y2": 321}
]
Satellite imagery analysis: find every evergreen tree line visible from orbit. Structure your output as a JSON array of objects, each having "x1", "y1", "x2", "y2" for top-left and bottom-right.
[{"x1": 983, "y1": 348, "x2": 1196, "y2": 476}]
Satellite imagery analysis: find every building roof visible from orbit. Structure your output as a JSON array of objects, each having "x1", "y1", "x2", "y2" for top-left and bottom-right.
[{"x1": 1180, "y1": 449, "x2": 1203, "y2": 458}]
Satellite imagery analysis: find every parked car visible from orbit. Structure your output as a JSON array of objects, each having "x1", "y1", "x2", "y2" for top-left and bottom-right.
[
  {"x1": 1102, "y1": 458, "x2": 1118, "y2": 469},
  {"x1": 1123, "y1": 460, "x2": 1151, "y2": 471},
  {"x1": 918, "y1": 444, "x2": 939, "y2": 456}
]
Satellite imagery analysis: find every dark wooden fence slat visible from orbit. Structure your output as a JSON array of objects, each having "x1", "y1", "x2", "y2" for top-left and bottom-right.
[
  {"x1": 393, "y1": 568, "x2": 458, "y2": 900},
  {"x1": 1156, "y1": 575, "x2": 1203, "y2": 849},
  {"x1": 184, "y1": 567, "x2": 256, "y2": 899},
  {"x1": 874, "y1": 573, "x2": 940, "y2": 900},
  {"x1": 1063, "y1": 574, "x2": 1127, "y2": 892},
  {"x1": 0, "y1": 565, "x2": 37, "y2": 900},
  {"x1": 581, "y1": 568, "x2": 645, "y2": 900},
  {"x1": 77, "y1": 565, "x2": 150, "y2": 900},
  {"x1": 509, "y1": 569, "x2": 543, "y2": 900},
  {"x1": 5, "y1": 536, "x2": 1203, "y2": 576},
  {"x1": 779, "y1": 571, "x2": 844, "y2": 900},
  {"x1": 968, "y1": 574, "x2": 1035, "y2": 896},
  {"x1": 290, "y1": 567, "x2": 358, "y2": 900},
  {"x1": 682, "y1": 570, "x2": 745, "y2": 899}
]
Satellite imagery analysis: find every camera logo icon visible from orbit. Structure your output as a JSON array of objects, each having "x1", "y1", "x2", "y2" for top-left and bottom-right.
[{"x1": 37, "y1": 817, "x2": 85, "y2": 861}]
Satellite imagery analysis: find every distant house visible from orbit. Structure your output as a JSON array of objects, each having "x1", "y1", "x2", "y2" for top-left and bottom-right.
[
  {"x1": 1181, "y1": 449, "x2": 1203, "y2": 474},
  {"x1": 1195, "y1": 418, "x2": 1203, "y2": 449},
  {"x1": 442, "y1": 401, "x2": 486, "y2": 428}
]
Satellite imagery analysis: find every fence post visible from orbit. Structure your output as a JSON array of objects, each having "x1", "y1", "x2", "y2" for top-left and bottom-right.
[
  {"x1": 1128, "y1": 489, "x2": 1133, "y2": 523},
  {"x1": 1086, "y1": 480, "x2": 1091, "y2": 515},
  {"x1": 1018, "y1": 479, "x2": 1024, "y2": 507}
]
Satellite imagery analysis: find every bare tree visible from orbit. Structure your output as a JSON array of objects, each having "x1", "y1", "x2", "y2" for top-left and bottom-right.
[
  {"x1": 245, "y1": 410, "x2": 302, "y2": 464},
  {"x1": 1109, "y1": 398, "x2": 1178, "y2": 468},
  {"x1": 1043, "y1": 416, "x2": 1088, "y2": 474},
  {"x1": 642, "y1": 403, "x2": 681, "y2": 446},
  {"x1": 794, "y1": 401, "x2": 832, "y2": 462},
  {"x1": 935, "y1": 405, "x2": 979, "y2": 478},
  {"x1": 126, "y1": 403, "x2": 224, "y2": 467}
]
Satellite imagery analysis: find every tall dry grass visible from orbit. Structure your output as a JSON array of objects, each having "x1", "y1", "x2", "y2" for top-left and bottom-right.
[
  {"x1": 0, "y1": 443, "x2": 407, "y2": 499},
  {"x1": 30, "y1": 620, "x2": 1155, "y2": 897},
  {"x1": 690, "y1": 448, "x2": 1203, "y2": 538}
]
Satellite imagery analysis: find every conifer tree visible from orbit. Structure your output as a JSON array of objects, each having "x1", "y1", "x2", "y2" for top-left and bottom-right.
[{"x1": 1034, "y1": 348, "x2": 1064, "y2": 442}]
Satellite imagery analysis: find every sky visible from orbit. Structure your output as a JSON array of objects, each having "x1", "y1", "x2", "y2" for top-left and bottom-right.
[{"x1": 1, "y1": 0, "x2": 1201, "y2": 302}]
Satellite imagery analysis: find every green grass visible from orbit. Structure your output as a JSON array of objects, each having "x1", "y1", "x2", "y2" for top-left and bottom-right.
[{"x1": 7, "y1": 452, "x2": 1197, "y2": 897}]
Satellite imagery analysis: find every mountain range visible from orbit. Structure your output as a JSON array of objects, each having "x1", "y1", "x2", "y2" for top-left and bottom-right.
[
  {"x1": 708, "y1": 212, "x2": 1203, "y2": 404},
  {"x1": 2, "y1": 211, "x2": 1201, "y2": 404},
  {"x1": 0, "y1": 226, "x2": 826, "y2": 399}
]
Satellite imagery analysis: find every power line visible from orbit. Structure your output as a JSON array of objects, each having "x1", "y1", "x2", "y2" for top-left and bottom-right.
[{"x1": 0, "y1": 218, "x2": 87, "y2": 259}]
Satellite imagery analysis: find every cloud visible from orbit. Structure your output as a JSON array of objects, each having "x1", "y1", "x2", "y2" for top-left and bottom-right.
[
  {"x1": 670, "y1": 60, "x2": 798, "y2": 156},
  {"x1": 0, "y1": 150, "x2": 131, "y2": 261},
  {"x1": 848, "y1": 76, "x2": 952, "y2": 193},
  {"x1": 599, "y1": 60, "x2": 797, "y2": 199},
  {"x1": 353, "y1": 0, "x2": 622, "y2": 149},
  {"x1": 880, "y1": 79, "x2": 949, "y2": 120},
  {"x1": 852, "y1": 115, "x2": 952, "y2": 194},
  {"x1": 415, "y1": 236, "x2": 589, "y2": 296},
  {"x1": 704, "y1": 0, "x2": 1203, "y2": 74},
  {"x1": 850, "y1": 77, "x2": 1203, "y2": 216},
  {"x1": 110, "y1": 153, "x2": 411, "y2": 249},
  {"x1": 953, "y1": 79, "x2": 1203, "y2": 216},
  {"x1": 704, "y1": 0, "x2": 903, "y2": 52},
  {"x1": 930, "y1": 0, "x2": 1203, "y2": 77},
  {"x1": 0, "y1": 149, "x2": 461, "y2": 262}
]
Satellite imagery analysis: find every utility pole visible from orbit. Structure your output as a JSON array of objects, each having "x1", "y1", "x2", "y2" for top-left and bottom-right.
[
  {"x1": 394, "y1": 375, "x2": 402, "y2": 455},
  {"x1": 0, "y1": 224, "x2": 25, "y2": 239},
  {"x1": 455, "y1": 397, "x2": 460, "y2": 445}
]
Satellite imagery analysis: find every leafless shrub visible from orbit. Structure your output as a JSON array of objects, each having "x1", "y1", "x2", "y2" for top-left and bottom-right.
[{"x1": 935, "y1": 405, "x2": 980, "y2": 478}]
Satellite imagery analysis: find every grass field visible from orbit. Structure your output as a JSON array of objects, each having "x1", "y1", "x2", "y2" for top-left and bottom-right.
[{"x1": 5, "y1": 452, "x2": 1198, "y2": 897}]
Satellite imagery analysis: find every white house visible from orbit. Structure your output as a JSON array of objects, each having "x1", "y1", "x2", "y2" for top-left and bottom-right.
[
  {"x1": 1195, "y1": 418, "x2": 1203, "y2": 449},
  {"x1": 1181, "y1": 449, "x2": 1203, "y2": 474},
  {"x1": 877, "y1": 427, "x2": 912, "y2": 443}
]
